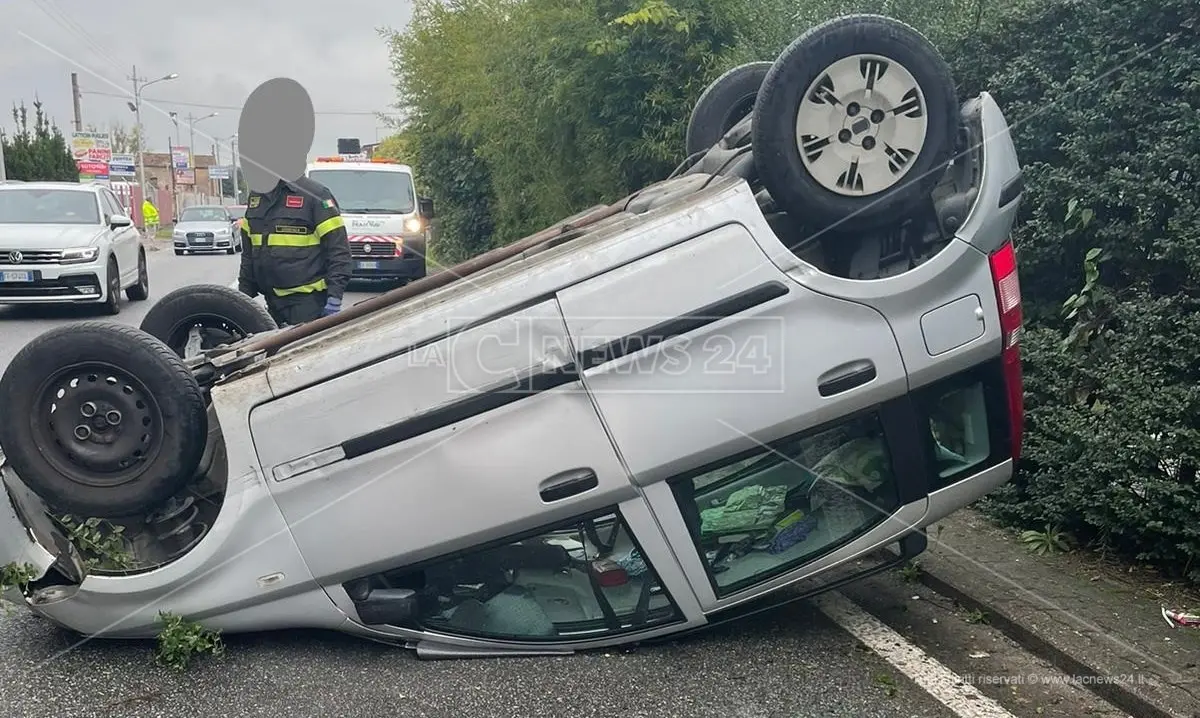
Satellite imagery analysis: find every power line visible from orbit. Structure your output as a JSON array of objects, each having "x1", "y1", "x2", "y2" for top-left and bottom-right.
[{"x1": 79, "y1": 89, "x2": 395, "y2": 117}]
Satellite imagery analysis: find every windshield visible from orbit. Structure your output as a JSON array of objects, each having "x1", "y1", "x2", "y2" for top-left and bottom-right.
[
  {"x1": 308, "y1": 169, "x2": 416, "y2": 214},
  {"x1": 227, "y1": 206, "x2": 246, "y2": 220},
  {"x1": 0, "y1": 189, "x2": 100, "y2": 225},
  {"x1": 179, "y1": 207, "x2": 229, "y2": 223}
]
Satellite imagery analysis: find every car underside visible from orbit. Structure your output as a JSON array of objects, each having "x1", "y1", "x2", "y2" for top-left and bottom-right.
[{"x1": 0, "y1": 15, "x2": 1025, "y2": 658}]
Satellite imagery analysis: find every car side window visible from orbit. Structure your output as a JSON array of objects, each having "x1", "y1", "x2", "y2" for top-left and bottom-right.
[
  {"x1": 104, "y1": 191, "x2": 125, "y2": 216},
  {"x1": 98, "y1": 191, "x2": 120, "y2": 219}
]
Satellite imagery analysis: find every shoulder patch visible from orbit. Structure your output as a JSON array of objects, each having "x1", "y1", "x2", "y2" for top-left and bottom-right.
[
  {"x1": 322, "y1": 199, "x2": 336, "y2": 210},
  {"x1": 248, "y1": 195, "x2": 261, "y2": 208},
  {"x1": 285, "y1": 195, "x2": 305, "y2": 209}
]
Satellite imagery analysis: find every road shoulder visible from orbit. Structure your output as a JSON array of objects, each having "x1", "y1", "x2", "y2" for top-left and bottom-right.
[{"x1": 914, "y1": 508, "x2": 1200, "y2": 718}]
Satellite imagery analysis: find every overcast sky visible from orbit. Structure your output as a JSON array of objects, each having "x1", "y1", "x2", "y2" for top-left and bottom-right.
[{"x1": 1, "y1": 0, "x2": 412, "y2": 161}]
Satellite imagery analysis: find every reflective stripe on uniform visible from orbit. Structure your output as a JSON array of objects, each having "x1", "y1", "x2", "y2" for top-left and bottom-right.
[
  {"x1": 315, "y1": 215, "x2": 345, "y2": 238},
  {"x1": 249, "y1": 233, "x2": 264, "y2": 246},
  {"x1": 273, "y1": 278, "x2": 328, "y2": 296},
  {"x1": 266, "y1": 232, "x2": 321, "y2": 247}
]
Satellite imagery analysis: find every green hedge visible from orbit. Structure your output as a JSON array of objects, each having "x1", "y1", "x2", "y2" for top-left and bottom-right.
[{"x1": 947, "y1": 0, "x2": 1200, "y2": 580}]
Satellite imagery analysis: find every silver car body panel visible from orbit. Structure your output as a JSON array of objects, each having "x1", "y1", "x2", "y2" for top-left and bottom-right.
[{"x1": 0, "y1": 93, "x2": 1022, "y2": 653}]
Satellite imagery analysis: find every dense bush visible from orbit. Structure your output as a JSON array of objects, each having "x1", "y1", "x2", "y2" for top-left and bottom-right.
[{"x1": 948, "y1": 0, "x2": 1200, "y2": 580}]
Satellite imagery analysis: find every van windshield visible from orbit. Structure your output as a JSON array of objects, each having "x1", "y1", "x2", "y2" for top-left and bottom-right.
[{"x1": 308, "y1": 169, "x2": 416, "y2": 215}]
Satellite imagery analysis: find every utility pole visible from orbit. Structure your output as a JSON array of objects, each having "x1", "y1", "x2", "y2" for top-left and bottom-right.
[
  {"x1": 71, "y1": 73, "x2": 83, "y2": 131},
  {"x1": 0, "y1": 131, "x2": 7, "y2": 182},
  {"x1": 128, "y1": 65, "x2": 178, "y2": 199}
]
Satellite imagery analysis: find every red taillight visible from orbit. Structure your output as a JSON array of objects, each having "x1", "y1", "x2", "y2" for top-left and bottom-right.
[{"x1": 989, "y1": 241, "x2": 1024, "y2": 460}]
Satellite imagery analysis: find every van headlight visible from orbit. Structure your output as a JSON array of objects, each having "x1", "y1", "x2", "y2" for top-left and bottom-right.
[
  {"x1": 404, "y1": 218, "x2": 423, "y2": 233},
  {"x1": 59, "y1": 247, "x2": 99, "y2": 264}
]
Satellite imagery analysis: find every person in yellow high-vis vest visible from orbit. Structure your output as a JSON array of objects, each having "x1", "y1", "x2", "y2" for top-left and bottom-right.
[{"x1": 141, "y1": 198, "x2": 159, "y2": 239}]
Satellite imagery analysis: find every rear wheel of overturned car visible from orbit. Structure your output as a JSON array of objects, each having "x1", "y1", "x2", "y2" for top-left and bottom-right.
[
  {"x1": 139, "y1": 284, "x2": 277, "y2": 360},
  {"x1": 685, "y1": 61, "x2": 773, "y2": 157},
  {"x1": 752, "y1": 14, "x2": 959, "y2": 232},
  {"x1": 0, "y1": 322, "x2": 208, "y2": 518}
]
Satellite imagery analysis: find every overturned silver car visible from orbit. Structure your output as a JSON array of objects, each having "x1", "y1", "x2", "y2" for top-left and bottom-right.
[{"x1": 0, "y1": 15, "x2": 1025, "y2": 658}]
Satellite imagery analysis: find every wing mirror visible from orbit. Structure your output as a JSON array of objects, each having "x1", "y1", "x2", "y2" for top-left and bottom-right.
[
  {"x1": 109, "y1": 213, "x2": 133, "y2": 229},
  {"x1": 418, "y1": 196, "x2": 435, "y2": 220}
]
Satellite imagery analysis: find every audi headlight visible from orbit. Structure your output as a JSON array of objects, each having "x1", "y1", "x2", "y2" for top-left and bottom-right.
[
  {"x1": 216, "y1": 227, "x2": 232, "y2": 237},
  {"x1": 59, "y1": 247, "x2": 99, "y2": 264},
  {"x1": 404, "y1": 218, "x2": 423, "y2": 233}
]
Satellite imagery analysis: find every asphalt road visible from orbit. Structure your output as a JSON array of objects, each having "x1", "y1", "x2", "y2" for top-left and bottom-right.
[
  {"x1": 0, "y1": 248, "x2": 1117, "y2": 718},
  {"x1": 0, "y1": 247, "x2": 378, "y2": 372}
]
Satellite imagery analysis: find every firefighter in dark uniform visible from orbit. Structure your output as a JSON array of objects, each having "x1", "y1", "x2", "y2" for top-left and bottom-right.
[{"x1": 237, "y1": 176, "x2": 352, "y2": 326}]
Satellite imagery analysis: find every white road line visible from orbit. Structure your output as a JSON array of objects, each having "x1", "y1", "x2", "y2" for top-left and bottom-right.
[{"x1": 815, "y1": 591, "x2": 1019, "y2": 718}]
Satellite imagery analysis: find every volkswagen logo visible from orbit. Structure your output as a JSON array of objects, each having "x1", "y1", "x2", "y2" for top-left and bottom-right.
[
  {"x1": 363, "y1": 244, "x2": 372, "y2": 253},
  {"x1": 7, "y1": 251, "x2": 21, "y2": 264}
]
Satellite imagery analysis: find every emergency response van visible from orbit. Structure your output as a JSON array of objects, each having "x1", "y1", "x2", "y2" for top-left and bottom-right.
[{"x1": 305, "y1": 155, "x2": 433, "y2": 285}]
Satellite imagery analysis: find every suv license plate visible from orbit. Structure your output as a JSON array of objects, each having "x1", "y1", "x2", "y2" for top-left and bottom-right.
[
  {"x1": 1, "y1": 271, "x2": 33, "y2": 283},
  {"x1": 357, "y1": 261, "x2": 378, "y2": 270}
]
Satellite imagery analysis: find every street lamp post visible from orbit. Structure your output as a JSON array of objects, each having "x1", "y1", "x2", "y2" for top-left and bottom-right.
[
  {"x1": 186, "y1": 113, "x2": 217, "y2": 202},
  {"x1": 128, "y1": 66, "x2": 177, "y2": 199}
]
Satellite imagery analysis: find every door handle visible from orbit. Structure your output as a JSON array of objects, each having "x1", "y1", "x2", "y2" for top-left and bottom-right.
[
  {"x1": 539, "y1": 468, "x2": 599, "y2": 503},
  {"x1": 817, "y1": 359, "x2": 877, "y2": 397}
]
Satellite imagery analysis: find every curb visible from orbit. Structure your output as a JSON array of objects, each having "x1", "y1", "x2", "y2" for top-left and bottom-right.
[{"x1": 916, "y1": 566, "x2": 1184, "y2": 718}]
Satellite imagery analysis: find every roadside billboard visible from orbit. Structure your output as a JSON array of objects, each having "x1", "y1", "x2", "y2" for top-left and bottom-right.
[
  {"x1": 77, "y1": 160, "x2": 109, "y2": 181},
  {"x1": 175, "y1": 169, "x2": 195, "y2": 185},
  {"x1": 171, "y1": 146, "x2": 191, "y2": 170},
  {"x1": 70, "y1": 131, "x2": 112, "y2": 163},
  {"x1": 109, "y1": 153, "x2": 136, "y2": 177}
]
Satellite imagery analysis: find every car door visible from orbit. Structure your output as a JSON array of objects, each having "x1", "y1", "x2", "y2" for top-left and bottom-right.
[
  {"x1": 99, "y1": 189, "x2": 136, "y2": 281},
  {"x1": 248, "y1": 298, "x2": 706, "y2": 644},
  {"x1": 249, "y1": 300, "x2": 653, "y2": 582},
  {"x1": 553, "y1": 222, "x2": 922, "y2": 612}
]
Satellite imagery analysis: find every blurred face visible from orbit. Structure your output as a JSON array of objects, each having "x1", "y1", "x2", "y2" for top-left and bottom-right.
[{"x1": 238, "y1": 78, "x2": 316, "y2": 192}]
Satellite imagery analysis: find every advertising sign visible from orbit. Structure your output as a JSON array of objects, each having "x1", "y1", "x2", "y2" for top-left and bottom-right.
[
  {"x1": 109, "y1": 153, "x2": 136, "y2": 177},
  {"x1": 77, "y1": 160, "x2": 109, "y2": 181},
  {"x1": 70, "y1": 131, "x2": 112, "y2": 163},
  {"x1": 175, "y1": 169, "x2": 195, "y2": 185},
  {"x1": 208, "y1": 165, "x2": 232, "y2": 180},
  {"x1": 171, "y1": 146, "x2": 191, "y2": 170}
]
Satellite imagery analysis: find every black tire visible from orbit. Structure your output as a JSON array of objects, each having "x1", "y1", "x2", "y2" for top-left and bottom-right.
[
  {"x1": 686, "y1": 62, "x2": 773, "y2": 157},
  {"x1": 752, "y1": 14, "x2": 958, "y2": 232},
  {"x1": 0, "y1": 322, "x2": 208, "y2": 518},
  {"x1": 102, "y1": 257, "x2": 121, "y2": 316},
  {"x1": 139, "y1": 284, "x2": 277, "y2": 359},
  {"x1": 126, "y1": 248, "x2": 150, "y2": 301},
  {"x1": 226, "y1": 246, "x2": 236, "y2": 255}
]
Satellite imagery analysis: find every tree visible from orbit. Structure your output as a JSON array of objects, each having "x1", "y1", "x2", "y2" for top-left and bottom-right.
[
  {"x1": 385, "y1": 0, "x2": 748, "y2": 255},
  {"x1": 1, "y1": 100, "x2": 77, "y2": 182}
]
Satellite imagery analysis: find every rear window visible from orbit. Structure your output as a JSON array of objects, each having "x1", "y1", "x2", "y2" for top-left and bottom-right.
[
  {"x1": 180, "y1": 207, "x2": 228, "y2": 222},
  {"x1": 915, "y1": 361, "x2": 1011, "y2": 491},
  {"x1": 308, "y1": 169, "x2": 415, "y2": 214}
]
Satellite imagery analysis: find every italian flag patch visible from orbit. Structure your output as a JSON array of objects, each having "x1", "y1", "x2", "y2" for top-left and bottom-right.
[{"x1": 322, "y1": 199, "x2": 336, "y2": 209}]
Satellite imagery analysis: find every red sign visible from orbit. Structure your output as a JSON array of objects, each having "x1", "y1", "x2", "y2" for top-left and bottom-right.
[
  {"x1": 77, "y1": 160, "x2": 109, "y2": 175},
  {"x1": 285, "y1": 195, "x2": 304, "y2": 208}
]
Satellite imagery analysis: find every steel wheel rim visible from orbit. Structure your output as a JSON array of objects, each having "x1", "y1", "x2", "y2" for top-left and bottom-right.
[
  {"x1": 31, "y1": 361, "x2": 166, "y2": 489},
  {"x1": 795, "y1": 53, "x2": 929, "y2": 197},
  {"x1": 166, "y1": 315, "x2": 251, "y2": 359}
]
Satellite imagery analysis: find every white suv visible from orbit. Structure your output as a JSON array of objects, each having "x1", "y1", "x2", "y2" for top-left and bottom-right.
[{"x1": 0, "y1": 181, "x2": 150, "y2": 314}]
